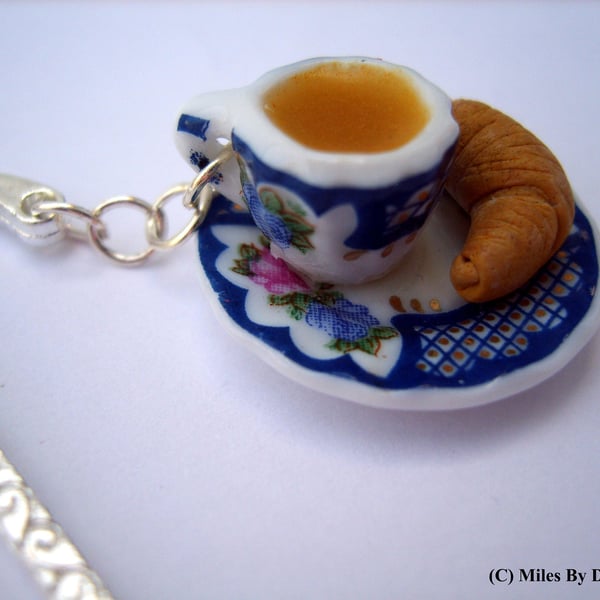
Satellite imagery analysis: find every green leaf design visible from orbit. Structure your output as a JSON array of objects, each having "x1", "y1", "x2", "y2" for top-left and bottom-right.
[
  {"x1": 269, "y1": 292, "x2": 313, "y2": 317},
  {"x1": 282, "y1": 215, "x2": 315, "y2": 234},
  {"x1": 239, "y1": 243, "x2": 260, "y2": 259},
  {"x1": 290, "y1": 235, "x2": 314, "y2": 254},
  {"x1": 261, "y1": 189, "x2": 284, "y2": 214},
  {"x1": 286, "y1": 199, "x2": 307, "y2": 217},
  {"x1": 288, "y1": 306, "x2": 305, "y2": 321},
  {"x1": 268, "y1": 295, "x2": 291, "y2": 306},
  {"x1": 369, "y1": 326, "x2": 399, "y2": 340},
  {"x1": 326, "y1": 326, "x2": 399, "y2": 356},
  {"x1": 231, "y1": 243, "x2": 261, "y2": 276},
  {"x1": 231, "y1": 259, "x2": 252, "y2": 277},
  {"x1": 356, "y1": 336, "x2": 381, "y2": 355},
  {"x1": 327, "y1": 339, "x2": 357, "y2": 354}
]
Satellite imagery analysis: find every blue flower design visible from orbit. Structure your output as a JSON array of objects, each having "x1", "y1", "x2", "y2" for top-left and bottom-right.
[
  {"x1": 305, "y1": 298, "x2": 380, "y2": 342},
  {"x1": 243, "y1": 183, "x2": 292, "y2": 248}
]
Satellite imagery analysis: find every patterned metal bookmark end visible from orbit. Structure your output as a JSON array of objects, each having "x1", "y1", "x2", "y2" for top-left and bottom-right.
[{"x1": 0, "y1": 450, "x2": 114, "y2": 600}]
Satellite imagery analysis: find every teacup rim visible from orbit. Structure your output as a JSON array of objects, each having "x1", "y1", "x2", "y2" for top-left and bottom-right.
[{"x1": 232, "y1": 56, "x2": 459, "y2": 188}]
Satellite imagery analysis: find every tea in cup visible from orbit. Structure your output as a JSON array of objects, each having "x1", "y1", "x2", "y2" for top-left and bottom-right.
[{"x1": 175, "y1": 57, "x2": 458, "y2": 284}]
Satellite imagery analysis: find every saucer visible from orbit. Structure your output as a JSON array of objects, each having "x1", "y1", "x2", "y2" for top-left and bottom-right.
[{"x1": 197, "y1": 193, "x2": 600, "y2": 410}]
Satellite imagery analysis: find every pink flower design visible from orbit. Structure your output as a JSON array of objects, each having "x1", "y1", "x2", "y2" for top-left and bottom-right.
[{"x1": 250, "y1": 248, "x2": 311, "y2": 294}]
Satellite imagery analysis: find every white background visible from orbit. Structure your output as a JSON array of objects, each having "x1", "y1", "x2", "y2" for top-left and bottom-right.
[{"x1": 2, "y1": 1, "x2": 600, "y2": 599}]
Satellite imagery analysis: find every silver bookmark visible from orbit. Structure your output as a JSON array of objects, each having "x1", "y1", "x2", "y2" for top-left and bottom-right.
[
  {"x1": 0, "y1": 145, "x2": 233, "y2": 600},
  {"x1": 0, "y1": 450, "x2": 114, "y2": 600}
]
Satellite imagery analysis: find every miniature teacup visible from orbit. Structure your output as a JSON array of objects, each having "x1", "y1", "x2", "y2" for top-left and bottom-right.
[{"x1": 175, "y1": 57, "x2": 459, "y2": 284}]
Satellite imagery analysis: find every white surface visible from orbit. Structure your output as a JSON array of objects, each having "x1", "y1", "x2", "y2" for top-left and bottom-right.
[{"x1": 1, "y1": 2, "x2": 600, "y2": 599}]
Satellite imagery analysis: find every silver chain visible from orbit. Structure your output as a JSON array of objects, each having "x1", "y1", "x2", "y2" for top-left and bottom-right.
[
  {"x1": 0, "y1": 147, "x2": 235, "y2": 599},
  {"x1": 0, "y1": 145, "x2": 233, "y2": 265}
]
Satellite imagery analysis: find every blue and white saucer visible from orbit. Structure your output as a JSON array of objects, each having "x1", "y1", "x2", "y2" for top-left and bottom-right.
[{"x1": 197, "y1": 193, "x2": 600, "y2": 410}]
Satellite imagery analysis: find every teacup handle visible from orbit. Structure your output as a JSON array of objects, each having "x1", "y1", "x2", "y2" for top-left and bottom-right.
[{"x1": 174, "y1": 91, "x2": 243, "y2": 206}]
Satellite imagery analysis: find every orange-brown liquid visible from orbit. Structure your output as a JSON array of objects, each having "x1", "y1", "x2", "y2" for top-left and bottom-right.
[{"x1": 263, "y1": 62, "x2": 430, "y2": 153}]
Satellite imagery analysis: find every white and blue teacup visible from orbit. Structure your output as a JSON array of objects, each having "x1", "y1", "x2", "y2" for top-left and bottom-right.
[{"x1": 175, "y1": 57, "x2": 459, "y2": 284}]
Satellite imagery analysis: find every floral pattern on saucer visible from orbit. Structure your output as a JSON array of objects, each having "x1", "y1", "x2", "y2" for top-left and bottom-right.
[
  {"x1": 231, "y1": 239, "x2": 399, "y2": 356},
  {"x1": 198, "y1": 194, "x2": 599, "y2": 408}
]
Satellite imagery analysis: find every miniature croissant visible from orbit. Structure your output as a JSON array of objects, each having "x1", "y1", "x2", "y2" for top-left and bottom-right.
[{"x1": 445, "y1": 99, "x2": 575, "y2": 303}]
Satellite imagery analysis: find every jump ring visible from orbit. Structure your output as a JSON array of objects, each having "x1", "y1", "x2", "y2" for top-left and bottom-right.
[
  {"x1": 182, "y1": 144, "x2": 233, "y2": 209},
  {"x1": 147, "y1": 183, "x2": 215, "y2": 250},
  {"x1": 88, "y1": 196, "x2": 164, "y2": 265}
]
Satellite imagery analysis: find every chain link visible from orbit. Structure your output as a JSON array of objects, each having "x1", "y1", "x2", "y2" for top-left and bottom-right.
[
  {"x1": 25, "y1": 144, "x2": 233, "y2": 265},
  {"x1": 87, "y1": 195, "x2": 164, "y2": 265}
]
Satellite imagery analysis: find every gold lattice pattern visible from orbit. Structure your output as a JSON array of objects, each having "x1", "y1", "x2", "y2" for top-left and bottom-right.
[{"x1": 415, "y1": 250, "x2": 583, "y2": 378}]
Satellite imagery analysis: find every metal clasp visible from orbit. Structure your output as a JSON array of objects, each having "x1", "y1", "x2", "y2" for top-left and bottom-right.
[
  {"x1": 0, "y1": 144, "x2": 233, "y2": 263},
  {"x1": 0, "y1": 174, "x2": 66, "y2": 245}
]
